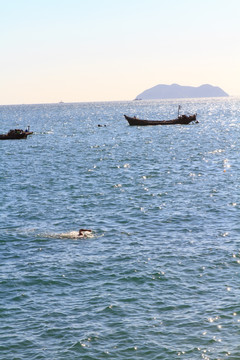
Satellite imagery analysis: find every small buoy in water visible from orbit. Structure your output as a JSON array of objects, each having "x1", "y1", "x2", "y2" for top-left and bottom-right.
[{"x1": 224, "y1": 169, "x2": 226, "y2": 172}]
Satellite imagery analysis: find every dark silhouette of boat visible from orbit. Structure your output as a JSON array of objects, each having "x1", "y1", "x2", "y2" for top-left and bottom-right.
[
  {"x1": 0, "y1": 128, "x2": 33, "y2": 140},
  {"x1": 124, "y1": 113, "x2": 197, "y2": 126}
]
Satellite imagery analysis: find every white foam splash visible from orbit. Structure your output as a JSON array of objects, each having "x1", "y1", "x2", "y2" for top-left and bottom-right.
[
  {"x1": 59, "y1": 231, "x2": 94, "y2": 239},
  {"x1": 42, "y1": 230, "x2": 94, "y2": 239}
]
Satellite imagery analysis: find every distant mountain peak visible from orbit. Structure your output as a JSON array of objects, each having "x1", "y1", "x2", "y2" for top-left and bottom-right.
[{"x1": 135, "y1": 84, "x2": 229, "y2": 100}]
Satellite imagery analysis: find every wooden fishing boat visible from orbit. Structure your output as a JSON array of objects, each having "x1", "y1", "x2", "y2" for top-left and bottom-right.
[
  {"x1": 124, "y1": 113, "x2": 197, "y2": 126},
  {"x1": 0, "y1": 128, "x2": 33, "y2": 140}
]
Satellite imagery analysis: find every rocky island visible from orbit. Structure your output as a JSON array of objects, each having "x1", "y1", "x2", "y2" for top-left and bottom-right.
[{"x1": 135, "y1": 84, "x2": 229, "y2": 100}]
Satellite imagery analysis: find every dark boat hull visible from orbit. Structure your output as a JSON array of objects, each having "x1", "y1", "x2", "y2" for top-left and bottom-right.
[
  {"x1": 0, "y1": 130, "x2": 33, "y2": 140},
  {"x1": 124, "y1": 114, "x2": 197, "y2": 126}
]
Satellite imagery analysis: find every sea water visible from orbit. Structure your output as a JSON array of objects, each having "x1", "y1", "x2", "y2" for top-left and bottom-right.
[{"x1": 0, "y1": 98, "x2": 240, "y2": 359}]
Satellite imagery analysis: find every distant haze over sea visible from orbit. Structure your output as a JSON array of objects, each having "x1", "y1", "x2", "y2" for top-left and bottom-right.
[{"x1": 135, "y1": 84, "x2": 229, "y2": 100}]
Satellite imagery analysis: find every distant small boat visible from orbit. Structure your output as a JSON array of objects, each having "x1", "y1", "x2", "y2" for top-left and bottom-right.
[
  {"x1": 0, "y1": 128, "x2": 33, "y2": 140},
  {"x1": 124, "y1": 114, "x2": 197, "y2": 126}
]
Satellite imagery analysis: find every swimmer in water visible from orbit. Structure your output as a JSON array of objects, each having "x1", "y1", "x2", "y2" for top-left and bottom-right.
[{"x1": 78, "y1": 229, "x2": 92, "y2": 237}]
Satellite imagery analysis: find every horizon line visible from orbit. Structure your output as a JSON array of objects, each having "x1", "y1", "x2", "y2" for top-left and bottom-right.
[{"x1": 1, "y1": 95, "x2": 240, "y2": 107}]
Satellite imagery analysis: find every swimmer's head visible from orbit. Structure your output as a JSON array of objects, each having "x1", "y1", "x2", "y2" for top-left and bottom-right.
[{"x1": 78, "y1": 229, "x2": 92, "y2": 236}]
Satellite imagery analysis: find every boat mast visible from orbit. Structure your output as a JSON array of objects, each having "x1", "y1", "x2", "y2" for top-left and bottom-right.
[{"x1": 178, "y1": 105, "x2": 181, "y2": 117}]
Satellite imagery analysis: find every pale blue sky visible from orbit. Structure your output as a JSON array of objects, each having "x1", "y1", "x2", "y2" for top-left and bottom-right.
[{"x1": 0, "y1": 0, "x2": 239, "y2": 104}]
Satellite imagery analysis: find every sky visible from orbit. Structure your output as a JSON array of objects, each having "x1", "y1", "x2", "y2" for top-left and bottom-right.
[{"x1": 0, "y1": 0, "x2": 240, "y2": 104}]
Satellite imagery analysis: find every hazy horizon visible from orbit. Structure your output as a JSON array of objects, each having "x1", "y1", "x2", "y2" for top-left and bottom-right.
[
  {"x1": 1, "y1": 0, "x2": 240, "y2": 105},
  {"x1": 0, "y1": 92, "x2": 239, "y2": 108}
]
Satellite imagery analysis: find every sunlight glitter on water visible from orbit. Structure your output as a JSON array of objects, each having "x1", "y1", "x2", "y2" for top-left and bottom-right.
[{"x1": 1, "y1": 98, "x2": 240, "y2": 359}]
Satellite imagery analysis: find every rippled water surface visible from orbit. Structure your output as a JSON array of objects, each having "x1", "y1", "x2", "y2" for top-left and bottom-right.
[{"x1": 1, "y1": 98, "x2": 240, "y2": 359}]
